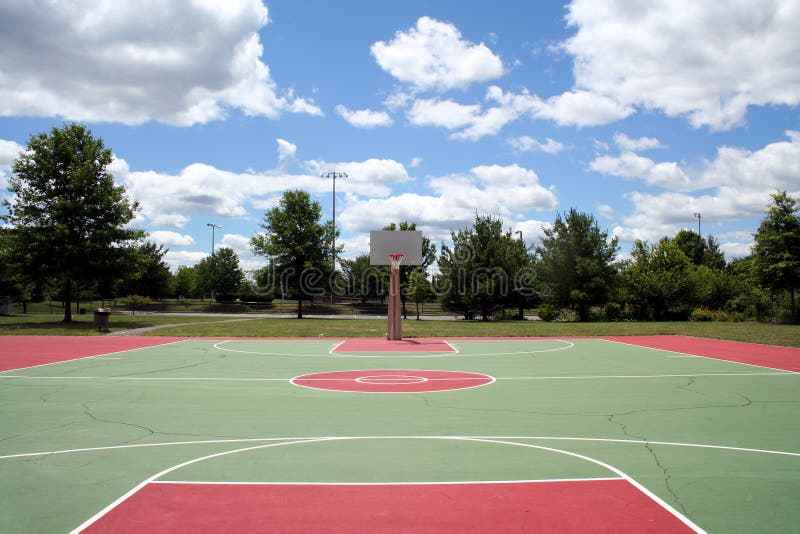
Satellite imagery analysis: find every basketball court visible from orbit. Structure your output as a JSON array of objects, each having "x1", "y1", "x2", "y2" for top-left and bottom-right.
[{"x1": 1, "y1": 335, "x2": 799, "y2": 532}]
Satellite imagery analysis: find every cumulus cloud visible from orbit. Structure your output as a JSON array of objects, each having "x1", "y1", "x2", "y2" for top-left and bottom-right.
[
  {"x1": 508, "y1": 136, "x2": 565, "y2": 154},
  {"x1": 562, "y1": 0, "x2": 800, "y2": 130},
  {"x1": 0, "y1": 138, "x2": 24, "y2": 191},
  {"x1": 609, "y1": 131, "x2": 800, "y2": 243},
  {"x1": 338, "y1": 164, "x2": 557, "y2": 238},
  {"x1": 306, "y1": 158, "x2": 410, "y2": 197},
  {"x1": 371, "y1": 16, "x2": 504, "y2": 91},
  {"x1": 590, "y1": 152, "x2": 693, "y2": 190},
  {"x1": 276, "y1": 138, "x2": 297, "y2": 166},
  {"x1": 613, "y1": 133, "x2": 665, "y2": 152},
  {"x1": 530, "y1": 90, "x2": 633, "y2": 127},
  {"x1": 164, "y1": 250, "x2": 209, "y2": 270},
  {"x1": 334, "y1": 105, "x2": 393, "y2": 128},
  {"x1": 149, "y1": 231, "x2": 196, "y2": 248},
  {"x1": 511, "y1": 219, "x2": 553, "y2": 247},
  {"x1": 0, "y1": 0, "x2": 320, "y2": 125}
]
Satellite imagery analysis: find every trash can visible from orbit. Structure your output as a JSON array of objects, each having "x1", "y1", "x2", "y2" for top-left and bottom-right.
[{"x1": 93, "y1": 308, "x2": 111, "y2": 329}]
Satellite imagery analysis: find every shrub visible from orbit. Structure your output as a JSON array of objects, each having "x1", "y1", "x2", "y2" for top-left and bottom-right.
[
  {"x1": 538, "y1": 303, "x2": 558, "y2": 321},
  {"x1": 690, "y1": 307, "x2": 730, "y2": 322},
  {"x1": 604, "y1": 302, "x2": 623, "y2": 321}
]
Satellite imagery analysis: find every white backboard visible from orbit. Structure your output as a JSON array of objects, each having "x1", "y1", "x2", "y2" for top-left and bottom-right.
[{"x1": 369, "y1": 230, "x2": 423, "y2": 265}]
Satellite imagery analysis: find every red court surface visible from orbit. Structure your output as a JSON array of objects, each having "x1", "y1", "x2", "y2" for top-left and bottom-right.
[
  {"x1": 334, "y1": 338, "x2": 455, "y2": 353},
  {"x1": 83, "y1": 479, "x2": 694, "y2": 533},
  {"x1": 0, "y1": 336, "x2": 185, "y2": 372},
  {"x1": 605, "y1": 335, "x2": 800, "y2": 373},
  {"x1": 291, "y1": 369, "x2": 494, "y2": 393}
]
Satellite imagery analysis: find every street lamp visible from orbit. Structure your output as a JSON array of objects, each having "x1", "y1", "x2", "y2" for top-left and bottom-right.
[
  {"x1": 693, "y1": 212, "x2": 701, "y2": 238},
  {"x1": 321, "y1": 171, "x2": 347, "y2": 304},
  {"x1": 207, "y1": 223, "x2": 222, "y2": 256}
]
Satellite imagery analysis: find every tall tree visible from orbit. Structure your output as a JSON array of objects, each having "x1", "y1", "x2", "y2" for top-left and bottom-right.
[
  {"x1": 535, "y1": 209, "x2": 619, "y2": 321},
  {"x1": 1, "y1": 123, "x2": 143, "y2": 322},
  {"x1": 673, "y1": 229, "x2": 726, "y2": 269},
  {"x1": 621, "y1": 238, "x2": 695, "y2": 320},
  {"x1": 173, "y1": 265, "x2": 198, "y2": 300},
  {"x1": 752, "y1": 190, "x2": 800, "y2": 319},
  {"x1": 340, "y1": 253, "x2": 387, "y2": 302},
  {"x1": 437, "y1": 214, "x2": 520, "y2": 321},
  {"x1": 116, "y1": 241, "x2": 173, "y2": 299},
  {"x1": 250, "y1": 190, "x2": 338, "y2": 318},
  {"x1": 195, "y1": 247, "x2": 245, "y2": 300}
]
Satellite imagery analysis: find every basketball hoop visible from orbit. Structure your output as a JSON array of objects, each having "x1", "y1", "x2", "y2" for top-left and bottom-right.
[{"x1": 388, "y1": 253, "x2": 404, "y2": 270}]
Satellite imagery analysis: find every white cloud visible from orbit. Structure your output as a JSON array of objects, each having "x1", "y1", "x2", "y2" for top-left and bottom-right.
[
  {"x1": 562, "y1": 0, "x2": 800, "y2": 130},
  {"x1": 407, "y1": 98, "x2": 482, "y2": 130},
  {"x1": 339, "y1": 164, "x2": 557, "y2": 237},
  {"x1": 613, "y1": 133, "x2": 665, "y2": 152},
  {"x1": 276, "y1": 138, "x2": 297, "y2": 164},
  {"x1": 220, "y1": 233, "x2": 262, "y2": 271},
  {"x1": 409, "y1": 157, "x2": 423, "y2": 168},
  {"x1": 597, "y1": 204, "x2": 614, "y2": 219},
  {"x1": 590, "y1": 152, "x2": 692, "y2": 190},
  {"x1": 511, "y1": 219, "x2": 553, "y2": 247},
  {"x1": 335, "y1": 105, "x2": 393, "y2": 128},
  {"x1": 149, "y1": 231, "x2": 196, "y2": 248},
  {"x1": 164, "y1": 250, "x2": 208, "y2": 270},
  {"x1": 531, "y1": 90, "x2": 633, "y2": 127},
  {"x1": 0, "y1": 139, "x2": 24, "y2": 191},
  {"x1": 307, "y1": 158, "x2": 411, "y2": 197},
  {"x1": 0, "y1": 0, "x2": 320, "y2": 125},
  {"x1": 508, "y1": 136, "x2": 565, "y2": 154},
  {"x1": 371, "y1": 16, "x2": 505, "y2": 91}
]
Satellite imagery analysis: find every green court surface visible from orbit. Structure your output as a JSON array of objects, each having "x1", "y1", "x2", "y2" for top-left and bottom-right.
[{"x1": 1, "y1": 337, "x2": 798, "y2": 532}]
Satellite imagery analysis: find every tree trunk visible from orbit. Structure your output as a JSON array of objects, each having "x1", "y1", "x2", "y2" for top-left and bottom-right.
[{"x1": 63, "y1": 277, "x2": 73, "y2": 323}]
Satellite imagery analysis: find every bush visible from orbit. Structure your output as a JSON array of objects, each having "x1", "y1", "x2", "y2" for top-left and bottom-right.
[
  {"x1": 690, "y1": 307, "x2": 730, "y2": 322},
  {"x1": 537, "y1": 303, "x2": 558, "y2": 321},
  {"x1": 604, "y1": 302, "x2": 623, "y2": 321}
]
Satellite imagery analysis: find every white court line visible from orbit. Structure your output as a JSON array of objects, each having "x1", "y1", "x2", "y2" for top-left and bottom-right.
[
  {"x1": 602, "y1": 338, "x2": 800, "y2": 375},
  {"x1": 1, "y1": 371, "x2": 792, "y2": 383},
  {"x1": 154, "y1": 478, "x2": 625, "y2": 487},
  {"x1": 4, "y1": 434, "x2": 799, "y2": 462},
  {"x1": 446, "y1": 339, "x2": 574, "y2": 357},
  {"x1": 0, "y1": 339, "x2": 189, "y2": 374},
  {"x1": 214, "y1": 339, "x2": 343, "y2": 357},
  {"x1": 67, "y1": 436, "x2": 706, "y2": 534}
]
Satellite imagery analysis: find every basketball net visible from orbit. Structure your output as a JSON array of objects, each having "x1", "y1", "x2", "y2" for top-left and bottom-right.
[{"x1": 388, "y1": 253, "x2": 404, "y2": 270}]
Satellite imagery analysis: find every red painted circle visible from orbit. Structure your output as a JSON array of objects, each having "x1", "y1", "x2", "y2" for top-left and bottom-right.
[{"x1": 291, "y1": 369, "x2": 494, "y2": 393}]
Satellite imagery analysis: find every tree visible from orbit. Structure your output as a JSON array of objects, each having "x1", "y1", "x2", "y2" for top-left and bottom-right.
[
  {"x1": 673, "y1": 230, "x2": 726, "y2": 269},
  {"x1": 437, "y1": 214, "x2": 521, "y2": 320},
  {"x1": 250, "y1": 190, "x2": 338, "y2": 318},
  {"x1": 407, "y1": 268, "x2": 432, "y2": 319},
  {"x1": 752, "y1": 190, "x2": 800, "y2": 319},
  {"x1": 115, "y1": 241, "x2": 173, "y2": 299},
  {"x1": 173, "y1": 265, "x2": 198, "y2": 300},
  {"x1": 535, "y1": 209, "x2": 619, "y2": 321},
  {"x1": 1, "y1": 123, "x2": 144, "y2": 322},
  {"x1": 621, "y1": 238, "x2": 695, "y2": 320},
  {"x1": 340, "y1": 253, "x2": 387, "y2": 302},
  {"x1": 195, "y1": 247, "x2": 245, "y2": 300}
]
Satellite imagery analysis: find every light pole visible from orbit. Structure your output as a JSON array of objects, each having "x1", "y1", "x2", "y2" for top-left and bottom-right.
[
  {"x1": 693, "y1": 212, "x2": 702, "y2": 238},
  {"x1": 515, "y1": 230, "x2": 523, "y2": 241},
  {"x1": 321, "y1": 171, "x2": 347, "y2": 304},
  {"x1": 207, "y1": 223, "x2": 222, "y2": 255}
]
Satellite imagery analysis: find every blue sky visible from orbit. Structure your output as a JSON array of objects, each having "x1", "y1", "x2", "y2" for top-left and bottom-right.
[{"x1": 1, "y1": 0, "x2": 799, "y2": 271}]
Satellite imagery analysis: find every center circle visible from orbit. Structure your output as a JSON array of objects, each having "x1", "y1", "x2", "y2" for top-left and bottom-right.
[
  {"x1": 356, "y1": 375, "x2": 428, "y2": 384},
  {"x1": 291, "y1": 369, "x2": 495, "y2": 393}
]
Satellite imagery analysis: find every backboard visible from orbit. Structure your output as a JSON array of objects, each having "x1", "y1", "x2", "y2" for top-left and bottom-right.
[{"x1": 369, "y1": 230, "x2": 423, "y2": 266}]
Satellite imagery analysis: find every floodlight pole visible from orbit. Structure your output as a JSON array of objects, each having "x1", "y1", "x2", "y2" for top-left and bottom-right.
[
  {"x1": 321, "y1": 171, "x2": 347, "y2": 303},
  {"x1": 207, "y1": 223, "x2": 222, "y2": 256},
  {"x1": 693, "y1": 212, "x2": 702, "y2": 238},
  {"x1": 206, "y1": 223, "x2": 222, "y2": 301}
]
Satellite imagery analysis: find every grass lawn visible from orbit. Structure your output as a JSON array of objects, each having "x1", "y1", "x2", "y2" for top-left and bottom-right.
[
  {"x1": 0, "y1": 313, "x2": 231, "y2": 336},
  {"x1": 1, "y1": 313, "x2": 797, "y2": 347},
  {"x1": 146, "y1": 317, "x2": 800, "y2": 347}
]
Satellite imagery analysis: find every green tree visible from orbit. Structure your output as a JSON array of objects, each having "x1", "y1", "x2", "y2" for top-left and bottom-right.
[
  {"x1": 1, "y1": 123, "x2": 144, "y2": 322},
  {"x1": 173, "y1": 265, "x2": 198, "y2": 300},
  {"x1": 673, "y1": 230, "x2": 726, "y2": 269},
  {"x1": 752, "y1": 190, "x2": 800, "y2": 319},
  {"x1": 0, "y1": 228, "x2": 35, "y2": 312},
  {"x1": 535, "y1": 209, "x2": 619, "y2": 321},
  {"x1": 340, "y1": 253, "x2": 387, "y2": 302},
  {"x1": 195, "y1": 247, "x2": 245, "y2": 300},
  {"x1": 437, "y1": 214, "x2": 520, "y2": 320},
  {"x1": 407, "y1": 268, "x2": 432, "y2": 319},
  {"x1": 622, "y1": 238, "x2": 695, "y2": 320},
  {"x1": 116, "y1": 241, "x2": 173, "y2": 299},
  {"x1": 250, "y1": 190, "x2": 338, "y2": 318}
]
